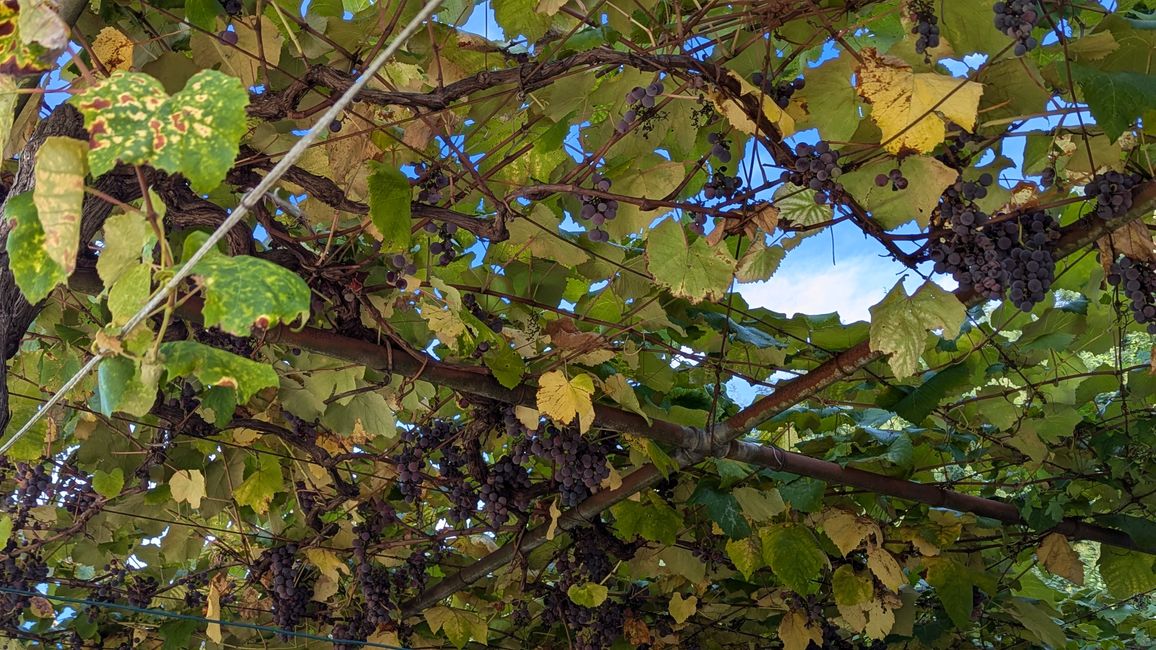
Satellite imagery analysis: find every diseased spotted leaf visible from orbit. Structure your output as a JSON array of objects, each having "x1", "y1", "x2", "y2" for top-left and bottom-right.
[
  {"x1": 160, "y1": 341, "x2": 278, "y2": 404},
  {"x1": 182, "y1": 231, "x2": 310, "y2": 335},
  {"x1": 3, "y1": 191, "x2": 67, "y2": 302}
]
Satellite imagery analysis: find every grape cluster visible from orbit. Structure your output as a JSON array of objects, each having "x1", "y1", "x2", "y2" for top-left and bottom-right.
[
  {"x1": 779, "y1": 141, "x2": 844, "y2": 205},
  {"x1": 874, "y1": 168, "x2": 909, "y2": 191},
  {"x1": 263, "y1": 544, "x2": 313, "y2": 636},
  {"x1": 993, "y1": 0, "x2": 1041, "y2": 55},
  {"x1": 930, "y1": 175, "x2": 1062, "y2": 311},
  {"x1": 219, "y1": 0, "x2": 242, "y2": 15},
  {"x1": 394, "y1": 420, "x2": 458, "y2": 502},
  {"x1": 0, "y1": 545, "x2": 48, "y2": 627},
  {"x1": 57, "y1": 464, "x2": 97, "y2": 516},
  {"x1": 424, "y1": 221, "x2": 459, "y2": 266},
  {"x1": 1107, "y1": 256, "x2": 1156, "y2": 334},
  {"x1": 688, "y1": 211, "x2": 709, "y2": 236},
  {"x1": 463, "y1": 293, "x2": 504, "y2": 333},
  {"x1": 692, "y1": 537, "x2": 727, "y2": 572},
  {"x1": 385, "y1": 253, "x2": 416, "y2": 291},
  {"x1": 332, "y1": 616, "x2": 376, "y2": 649},
  {"x1": 1040, "y1": 166, "x2": 1057, "y2": 188},
  {"x1": 750, "y1": 72, "x2": 805, "y2": 108},
  {"x1": 538, "y1": 545, "x2": 627, "y2": 650},
  {"x1": 937, "y1": 127, "x2": 985, "y2": 169},
  {"x1": 705, "y1": 132, "x2": 732, "y2": 163},
  {"x1": 12, "y1": 462, "x2": 53, "y2": 530},
  {"x1": 416, "y1": 164, "x2": 451, "y2": 203},
  {"x1": 703, "y1": 168, "x2": 743, "y2": 201},
  {"x1": 181, "y1": 571, "x2": 210, "y2": 609},
  {"x1": 615, "y1": 82, "x2": 664, "y2": 133},
  {"x1": 438, "y1": 445, "x2": 478, "y2": 525},
  {"x1": 91, "y1": 561, "x2": 126, "y2": 605},
  {"x1": 217, "y1": 29, "x2": 239, "y2": 45},
  {"x1": 352, "y1": 501, "x2": 397, "y2": 628},
  {"x1": 997, "y1": 209, "x2": 1060, "y2": 311},
  {"x1": 195, "y1": 325, "x2": 254, "y2": 357},
  {"x1": 519, "y1": 424, "x2": 610, "y2": 506},
  {"x1": 579, "y1": 174, "x2": 619, "y2": 242},
  {"x1": 126, "y1": 575, "x2": 159, "y2": 608},
  {"x1": 1084, "y1": 171, "x2": 1143, "y2": 220},
  {"x1": 479, "y1": 456, "x2": 531, "y2": 523},
  {"x1": 909, "y1": 0, "x2": 941, "y2": 58}
]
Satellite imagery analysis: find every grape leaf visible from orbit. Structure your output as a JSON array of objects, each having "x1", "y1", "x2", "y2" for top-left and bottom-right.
[
  {"x1": 567, "y1": 582, "x2": 608, "y2": 608},
  {"x1": 3, "y1": 191, "x2": 67, "y2": 302},
  {"x1": 725, "y1": 537, "x2": 761, "y2": 580},
  {"x1": 73, "y1": 70, "x2": 248, "y2": 192},
  {"x1": 1071, "y1": 65, "x2": 1156, "y2": 142},
  {"x1": 97, "y1": 355, "x2": 160, "y2": 418},
  {"x1": 841, "y1": 156, "x2": 958, "y2": 229},
  {"x1": 869, "y1": 280, "x2": 966, "y2": 378},
  {"x1": 778, "y1": 610, "x2": 822, "y2": 650},
  {"x1": 1098, "y1": 546, "x2": 1156, "y2": 599},
  {"x1": 182, "y1": 231, "x2": 311, "y2": 336},
  {"x1": 925, "y1": 557, "x2": 974, "y2": 628},
  {"x1": 233, "y1": 452, "x2": 283, "y2": 513},
  {"x1": 760, "y1": 524, "x2": 829, "y2": 595},
  {"x1": 668, "y1": 593, "x2": 697, "y2": 624},
  {"x1": 97, "y1": 212, "x2": 155, "y2": 287},
  {"x1": 91, "y1": 468, "x2": 124, "y2": 499},
  {"x1": 0, "y1": 0, "x2": 57, "y2": 74},
  {"x1": 170, "y1": 469, "x2": 207, "y2": 508},
  {"x1": 1036, "y1": 533, "x2": 1084, "y2": 585},
  {"x1": 832, "y1": 565, "x2": 874, "y2": 607},
  {"x1": 646, "y1": 218, "x2": 737, "y2": 303},
  {"x1": 367, "y1": 162, "x2": 412, "y2": 252},
  {"x1": 856, "y1": 48, "x2": 984, "y2": 155},
  {"x1": 160, "y1": 340, "x2": 278, "y2": 404},
  {"x1": 536, "y1": 370, "x2": 595, "y2": 433}
]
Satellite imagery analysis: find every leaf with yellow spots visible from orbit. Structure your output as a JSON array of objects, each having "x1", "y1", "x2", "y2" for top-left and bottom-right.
[
  {"x1": 855, "y1": 49, "x2": 984, "y2": 155},
  {"x1": 33, "y1": 136, "x2": 88, "y2": 275},
  {"x1": 73, "y1": 70, "x2": 248, "y2": 192},
  {"x1": 536, "y1": 370, "x2": 596, "y2": 433},
  {"x1": 0, "y1": 1, "x2": 58, "y2": 74},
  {"x1": 181, "y1": 231, "x2": 311, "y2": 336},
  {"x1": 92, "y1": 27, "x2": 134, "y2": 72}
]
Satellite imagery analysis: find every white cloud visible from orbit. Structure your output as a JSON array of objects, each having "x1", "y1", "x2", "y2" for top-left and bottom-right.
[{"x1": 738, "y1": 254, "x2": 907, "y2": 323}]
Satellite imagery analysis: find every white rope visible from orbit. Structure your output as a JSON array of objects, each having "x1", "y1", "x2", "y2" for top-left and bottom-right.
[{"x1": 1, "y1": 0, "x2": 444, "y2": 454}]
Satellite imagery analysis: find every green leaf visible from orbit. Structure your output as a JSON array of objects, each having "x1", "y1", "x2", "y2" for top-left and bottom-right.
[
  {"x1": 233, "y1": 452, "x2": 283, "y2": 513},
  {"x1": 182, "y1": 231, "x2": 311, "y2": 335},
  {"x1": 320, "y1": 390, "x2": 397, "y2": 440},
  {"x1": 725, "y1": 537, "x2": 761, "y2": 580},
  {"x1": 483, "y1": 343, "x2": 525, "y2": 389},
  {"x1": 732, "y1": 486, "x2": 785, "y2": 522},
  {"x1": 735, "y1": 239, "x2": 785, "y2": 283},
  {"x1": 3, "y1": 192, "x2": 67, "y2": 302},
  {"x1": 760, "y1": 524, "x2": 829, "y2": 595},
  {"x1": 73, "y1": 70, "x2": 249, "y2": 191},
  {"x1": 1009, "y1": 598, "x2": 1066, "y2": 649},
  {"x1": 97, "y1": 212, "x2": 154, "y2": 287},
  {"x1": 832, "y1": 565, "x2": 874, "y2": 607},
  {"x1": 0, "y1": 515, "x2": 12, "y2": 548},
  {"x1": 0, "y1": 75, "x2": 18, "y2": 155},
  {"x1": 91, "y1": 468, "x2": 124, "y2": 499},
  {"x1": 567, "y1": 582, "x2": 609, "y2": 607},
  {"x1": 32, "y1": 136, "x2": 87, "y2": 274},
  {"x1": 690, "y1": 478, "x2": 751, "y2": 538},
  {"x1": 424, "y1": 606, "x2": 486, "y2": 649},
  {"x1": 793, "y1": 52, "x2": 860, "y2": 142},
  {"x1": 888, "y1": 362, "x2": 973, "y2": 424},
  {"x1": 925, "y1": 557, "x2": 974, "y2": 629},
  {"x1": 492, "y1": 0, "x2": 552, "y2": 42},
  {"x1": 611, "y1": 497, "x2": 683, "y2": 546},
  {"x1": 160, "y1": 341, "x2": 278, "y2": 404},
  {"x1": 151, "y1": 70, "x2": 250, "y2": 193},
  {"x1": 773, "y1": 182, "x2": 833, "y2": 227},
  {"x1": 97, "y1": 356, "x2": 160, "y2": 417},
  {"x1": 841, "y1": 156, "x2": 957, "y2": 230},
  {"x1": 1071, "y1": 65, "x2": 1156, "y2": 141},
  {"x1": 1098, "y1": 546, "x2": 1156, "y2": 599},
  {"x1": 367, "y1": 162, "x2": 412, "y2": 252},
  {"x1": 646, "y1": 218, "x2": 737, "y2": 303},
  {"x1": 869, "y1": 280, "x2": 966, "y2": 378},
  {"x1": 183, "y1": 0, "x2": 221, "y2": 31},
  {"x1": 73, "y1": 72, "x2": 168, "y2": 175},
  {"x1": 107, "y1": 264, "x2": 151, "y2": 327}
]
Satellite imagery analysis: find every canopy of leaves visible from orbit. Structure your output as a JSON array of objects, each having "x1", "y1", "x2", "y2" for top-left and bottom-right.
[{"x1": 0, "y1": 0, "x2": 1154, "y2": 649}]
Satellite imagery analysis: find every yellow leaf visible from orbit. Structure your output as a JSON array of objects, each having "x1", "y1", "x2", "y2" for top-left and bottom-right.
[
  {"x1": 27, "y1": 596, "x2": 54, "y2": 619},
  {"x1": 420, "y1": 297, "x2": 466, "y2": 343},
  {"x1": 546, "y1": 497, "x2": 562, "y2": 540},
  {"x1": 823, "y1": 510, "x2": 873, "y2": 556},
  {"x1": 514, "y1": 405, "x2": 540, "y2": 430},
  {"x1": 856, "y1": 48, "x2": 984, "y2": 155},
  {"x1": 304, "y1": 547, "x2": 348, "y2": 582},
  {"x1": 601, "y1": 374, "x2": 650, "y2": 423},
  {"x1": 206, "y1": 577, "x2": 223, "y2": 643},
  {"x1": 778, "y1": 610, "x2": 822, "y2": 650},
  {"x1": 1037, "y1": 533, "x2": 1085, "y2": 585},
  {"x1": 536, "y1": 370, "x2": 595, "y2": 433},
  {"x1": 864, "y1": 597, "x2": 896, "y2": 639},
  {"x1": 866, "y1": 547, "x2": 906, "y2": 592},
  {"x1": 33, "y1": 136, "x2": 89, "y2": 274},
  {"x1": 92, "y1": 27, "x2": 134, "y2": 72},
  {"x1": 169, "y1": 469, "x2": 206, "y2": 509},
  {"x1": 709, "y1": 72, "x2": 795, "y2": 138},
  {"x1": 0, "y1": 75, "x2": 18, "y2": 155},
  {"x1": 668, "y1": 593, "x2": 697, "y2": 624}
]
